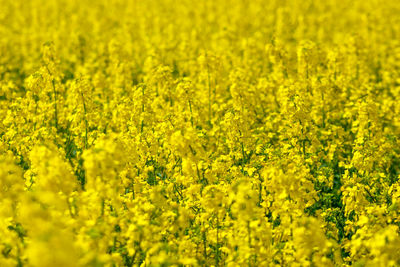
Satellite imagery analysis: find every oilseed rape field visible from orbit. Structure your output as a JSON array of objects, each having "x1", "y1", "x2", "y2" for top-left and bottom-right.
[{"x1": 1, "y1": 0, "x2": 400, "y2": 266}]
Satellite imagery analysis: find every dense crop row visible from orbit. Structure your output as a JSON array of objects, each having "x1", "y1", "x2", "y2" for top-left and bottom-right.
[{"x1": 1, "y1": 0, "x2": 400, "y2": 266}]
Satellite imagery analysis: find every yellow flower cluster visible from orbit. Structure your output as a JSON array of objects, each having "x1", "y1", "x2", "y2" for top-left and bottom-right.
[{"x1": 1, "y1": 0, "x2": 400, "y2": 266}]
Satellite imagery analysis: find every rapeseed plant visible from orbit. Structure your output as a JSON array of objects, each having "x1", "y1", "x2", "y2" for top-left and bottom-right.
[{"x1": 1, "y1": 0, "x2": 400, "y2": 266}]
